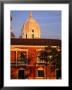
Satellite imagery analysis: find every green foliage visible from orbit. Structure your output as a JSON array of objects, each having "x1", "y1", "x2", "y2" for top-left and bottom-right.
[
  {"x1": 18, "y1": 52, "x2": 27, "y2": 64},
  {"x1": 38, "y1": 46, "x2": 61, "y2": 70}
]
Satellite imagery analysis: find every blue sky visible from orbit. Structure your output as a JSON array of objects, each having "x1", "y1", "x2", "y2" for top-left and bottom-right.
[{"x1": 11, "y1": 11, "x2": 61, "y2": 39}]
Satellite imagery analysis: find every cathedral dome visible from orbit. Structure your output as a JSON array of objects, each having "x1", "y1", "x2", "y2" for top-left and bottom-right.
[{"x1": 22, "y1": 12, "x2": 41, "y2": 39}]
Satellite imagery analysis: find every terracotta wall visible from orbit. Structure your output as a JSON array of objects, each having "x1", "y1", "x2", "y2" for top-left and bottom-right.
[
  {"x1": 11, "y1": 51, "x2": 16, "y2": 62},
  {"x1": 11, "y1": 47, "x2": 56, "y2": 79}
]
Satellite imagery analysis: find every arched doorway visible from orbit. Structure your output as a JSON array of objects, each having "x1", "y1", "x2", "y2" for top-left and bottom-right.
[{"x1": 18, "y1": 69, "x2": 26, "y2": 79}]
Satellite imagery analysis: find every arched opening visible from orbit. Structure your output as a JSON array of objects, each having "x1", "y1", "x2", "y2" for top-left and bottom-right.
[
  {"x1": 32, "y1": 29, "x2": 34, "y2": 32},
  {"x1": 36, "y1": 67, "x2": 45, "y2": 77},
  {"x1": 18, "y1": 69, "x2": 26, "y2": 79},
  {"x1": 38, "y1": 70, "x2": 44, "y2": 77},
  {"x1": 32, "y1": 34, "x2": 34, "y2": 39},
  {"x1": 26, "y1": 34, "x2": 27, "y2": 38}
]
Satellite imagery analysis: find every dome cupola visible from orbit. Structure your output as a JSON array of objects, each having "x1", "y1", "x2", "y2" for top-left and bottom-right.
[{"x1": 22, "y1": 11, "x2": 41, "y2": 39}]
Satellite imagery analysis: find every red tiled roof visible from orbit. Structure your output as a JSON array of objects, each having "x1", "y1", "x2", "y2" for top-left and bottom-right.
[{"x1": 11, "y1": 38, "x2": 61, "y2": 46}]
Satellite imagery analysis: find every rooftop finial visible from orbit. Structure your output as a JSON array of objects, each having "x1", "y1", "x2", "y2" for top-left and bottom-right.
[{"x1": 29, "y1": 11, "x2": 32, "y2": 18}]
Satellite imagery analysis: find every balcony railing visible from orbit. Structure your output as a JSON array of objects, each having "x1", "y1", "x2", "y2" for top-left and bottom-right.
[{"x1": 11, "y1": 60, "x2": 28, "y2": 66}]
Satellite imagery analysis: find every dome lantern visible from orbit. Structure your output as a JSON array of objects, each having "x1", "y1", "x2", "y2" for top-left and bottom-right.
[{"x1": 29, "y1": 11, "x2": 32, "y2": 19}]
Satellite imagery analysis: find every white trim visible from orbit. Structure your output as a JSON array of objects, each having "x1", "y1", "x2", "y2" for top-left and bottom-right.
[{"x1": 4, "y1": 4, "x2": 69, "y2": 87}]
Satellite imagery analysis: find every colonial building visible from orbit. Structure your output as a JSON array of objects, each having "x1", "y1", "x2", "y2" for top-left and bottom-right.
[{"x1": 11, "y1": 12, "x2": 61, "y2": 79}]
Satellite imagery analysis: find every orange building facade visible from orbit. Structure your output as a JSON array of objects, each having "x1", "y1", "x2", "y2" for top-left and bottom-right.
[
  {"x1": 11, "y1": 38, "x2": 61, "y2": 79},
  {"x1": 10, "y1": 11, "x2": 61, "y2": 79}
]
